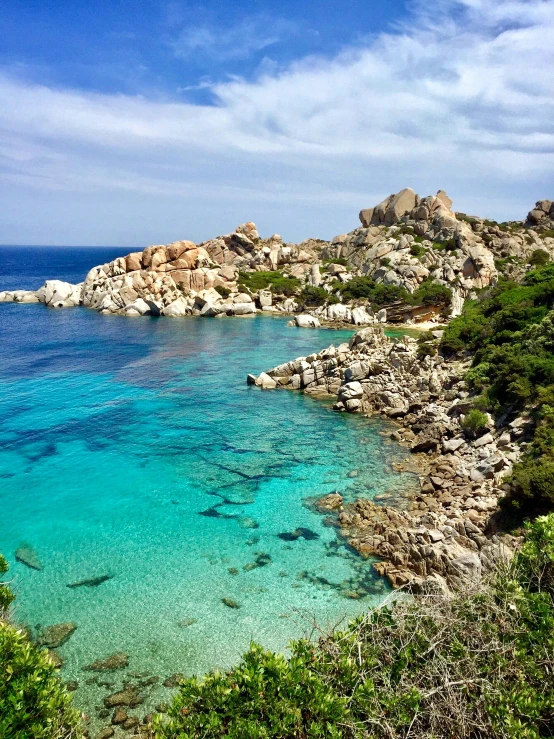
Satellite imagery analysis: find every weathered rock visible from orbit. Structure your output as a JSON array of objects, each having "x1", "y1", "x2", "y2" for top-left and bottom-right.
[
  {"x1": 103, "y1": 687, "x2": 144, "y2": 708},
  {"x1": 15, "y1": 544, "x2": 43, "y2": 571},
  {"x1": 163, "y1": 673, "x2": 184, "y2": 688},
  {"x1": 295, "y1": 314, "x2": 320, "y2": 328},
  {"x1": 315, "y1": 493, "x2": 343, "y2": 511},
  {"x1": 83, "y1": 653, "x2": 129, "y2": 672},
  {"x1": 222, "y1": 597, "x2": 241, "y2": 609},
  {"x1": 38, "y1": 622, "x2": 77, "y2": 648}
]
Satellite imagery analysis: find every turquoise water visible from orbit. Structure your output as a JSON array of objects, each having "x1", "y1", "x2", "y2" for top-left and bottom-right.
[{"x1": 0, "y1": 249, "x2": 416, "y2": 721}]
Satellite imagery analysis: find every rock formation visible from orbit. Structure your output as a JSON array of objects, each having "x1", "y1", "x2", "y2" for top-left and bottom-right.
[
  {"x1": 1, "y1": 192, "x2": 553, "y2": 325},
  {"x1": 255, "y1": 326, "x2": 524, "y2": 593}
]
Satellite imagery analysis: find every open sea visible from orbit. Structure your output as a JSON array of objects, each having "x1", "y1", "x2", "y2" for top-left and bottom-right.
[{"x1": 0, "y1": 246, "x2": 416, "y2": 720}]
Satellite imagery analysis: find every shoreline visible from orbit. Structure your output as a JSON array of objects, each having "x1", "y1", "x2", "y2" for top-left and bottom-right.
[{"x1": 255, "y1": 325, "x2": 524, "y2": 593}]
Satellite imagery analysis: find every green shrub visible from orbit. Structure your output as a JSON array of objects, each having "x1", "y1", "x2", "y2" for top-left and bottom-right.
[
  {"x1": 0, "y1": 555, "x2": 14, "y2": 615},
  {"x1": 412, "y1": 279, "x2": 452, "y2": 307},
  {"x1": 238, "y1": 271, "x2": 300, "y2": 297},
  {"x1": 0, "y1": 554, "x2": 82, "y2": 739},
  {"x1": 322, "y1": 257, "x2": 348, "y2": 267},
  {"x1": 338, "y1": 277, "x2": 411, "y2": 305},
  {"x1": 462, "y1": 408, "x2": 489, "y2": 433},
  {"x1": 410, "y1": 243, "x2": 426, "y2": 258},
  {"x1": 298, "y1": 285, "x2": 329, "y2": 307},
  {"x1": 154, "y1": 515, "x2": 554, "y2": 739},
  {"x1": 529, "y1": 249, "x2": 550, "y2": 267},
  {"x1": 214, "y1": 285, "x2": 231, "y2": 299}
]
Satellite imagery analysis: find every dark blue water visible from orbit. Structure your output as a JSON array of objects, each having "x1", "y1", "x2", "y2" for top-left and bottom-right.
[{"x1": 0, "y1": 247, "x2": 415, "y2": 721}]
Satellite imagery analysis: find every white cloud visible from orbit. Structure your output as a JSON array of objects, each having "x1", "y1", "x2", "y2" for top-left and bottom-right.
[
  {"x1": 170, "y1": 16, "x2": 292, "y2": 61},
  {"x1": 0, "y1": 0, "x2": 553, "y2": 245}
]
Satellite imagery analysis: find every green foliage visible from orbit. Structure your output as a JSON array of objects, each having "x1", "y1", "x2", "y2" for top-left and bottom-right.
[
  {"x1": 155, "y1": 515, "x2": 554, "y2": 739},
  {"x1": 0, "y1": 622, "x2": 82, "y2": 739},
  {"x1": 529, "y1": 249, "x2": 550, "y2": 267},
  {"x1": 0, "y1": 554, "x2": 81, "y2": 739},
  {"x1": 432, "y1": 237, "x2": 457, "y2": 252},
  {"x1": 441, "y1": 264, "x2": 554, "y2": 508},
  {"x1": 0, "y1": 554, "x2": 15, "y2": 615},
  {"x1": 322, "y1": 257, "x2": 348, "y2": 267},
  {"x1": 411, "y1": 278, "x2": 452, "y2": 307},
  {"x1": 298, "y1": 286, "x2": 329, "y2": 307},
  {"x1": 462, "y1": 408, "x2": 488, "y2": 433},
  {"x1": 214, "y1": 285, "x2": 231, "y2": 299},
  {"x1": 238, "y1": 271, "x2": 300, "y2": 297},
  {"x1": 337, "y1": 276, "x2": 411, "y2": 305},
  {"x1": 409, "y1": 243, "x2": 426, "y2": 257}
]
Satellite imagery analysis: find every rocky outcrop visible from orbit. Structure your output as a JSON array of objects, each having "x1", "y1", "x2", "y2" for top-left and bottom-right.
[
  {"x1": 2, "y1": 195, "x2": 552, "y2": 325},
  {"x1": 255, "y1": 326, "x2": 524, "y2": 592},
  {"x1": 525, "y1": 199, "x2": 554, "y2": 231}
]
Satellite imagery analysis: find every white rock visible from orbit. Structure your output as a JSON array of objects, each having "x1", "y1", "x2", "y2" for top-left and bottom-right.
[
  {"x1": 295, "y1": 314, "x2": 320, "y2": 328},
  {"x1": 256, "y1": 372, "x2": 277, "y2": 389},
  {"x1": 162, "y1": 297, "x2": 191, "y2": 317},
  {"x1": 351, "y1": 306, "x2": 374, "y2": 325}
]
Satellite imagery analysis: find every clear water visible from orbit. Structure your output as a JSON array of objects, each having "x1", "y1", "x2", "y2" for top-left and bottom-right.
[{"x1": 0, "y1": 247, "x2": 416, "y2": 720}]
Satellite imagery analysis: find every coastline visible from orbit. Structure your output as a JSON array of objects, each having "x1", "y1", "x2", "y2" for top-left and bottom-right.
[{"x1": 255, "y1": 326, "x2": 524, "y2": 593}]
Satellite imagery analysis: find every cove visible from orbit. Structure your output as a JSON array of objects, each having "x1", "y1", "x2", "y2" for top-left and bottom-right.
[{"x1": 0, "y1": 294, "x2": 416, "y2": 716}]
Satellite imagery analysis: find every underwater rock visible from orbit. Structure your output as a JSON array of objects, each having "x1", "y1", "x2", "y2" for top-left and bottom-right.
[
  {"x1": 243, "y1": 552, "x2": 272, "y2": 571},
  {"x1": 122, "y1": 716, "x2": 139, "y2": 730},
  {"x1": 103, "y1": 687, "x2": 144, "y2": 708},
  {"x1": 163, "y1": 673, "x2": 184, "y2": 688},
  {"x1": 227, "y1": 567, "x2": 239, "y2": 576},
  {"x1": 178, "y1": 618, "x2": 198, "y2": 628},
  {"x1": 222, "y1": 597, "x2": 241, "y2": 609},
  {"x1": 67, "y1": 574, "x2": 113, "y2": 588},
  {"x1": 278, "y1": 527, "x2": 320, "y2": 542},
  {"x1": 15, "y1": 544, "x2": 43, "y2": 571},
  {"x1": 83, "y1": 653, "x2": 129, "y2": 672},
  {"x1": 315, "y1": 493, "x2": 343, "y2": 511},
  {"x1": 97, "y1": 728, "x2": 114, "y2": 739},
  {"x1": 66, "y1": 680, "x2": 79, "y2": 692},
  {"x1": 38, "y1": 622, "x2": 77, "y2": 648},
  {"x1": 111, "y1": 708, "x2": 128, "y2": 725}
]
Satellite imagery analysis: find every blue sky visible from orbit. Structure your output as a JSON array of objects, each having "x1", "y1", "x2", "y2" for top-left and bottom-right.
[{"x1": 0, "y1": 0, "x2": 553, "y2": 245}]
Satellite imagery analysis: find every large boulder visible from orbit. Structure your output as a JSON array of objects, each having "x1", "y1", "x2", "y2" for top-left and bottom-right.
[
  {"x1": 295, "y1": 314, "x2": 320, "y2": 328},
  {"x1": 36, "y1": 280, "x2": 81, "y2": 308}
]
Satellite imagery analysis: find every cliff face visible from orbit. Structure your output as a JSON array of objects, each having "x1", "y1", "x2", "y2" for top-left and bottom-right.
[{"x1": 1, "y1": 190, "x2": 553, "y2": 322}]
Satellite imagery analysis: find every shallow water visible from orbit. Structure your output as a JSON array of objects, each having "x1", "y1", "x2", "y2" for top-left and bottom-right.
[{"x1": 0, "y1": 247, "x2": 416, "y2": 719}]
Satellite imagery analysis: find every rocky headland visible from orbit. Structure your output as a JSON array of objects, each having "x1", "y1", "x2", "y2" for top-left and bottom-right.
[
  {"x1": 254, "y1": 325, "x2": 530, "y2": 593},
  {"x1": 2, "y1": 189, "x2": 553, "y2": 327}
]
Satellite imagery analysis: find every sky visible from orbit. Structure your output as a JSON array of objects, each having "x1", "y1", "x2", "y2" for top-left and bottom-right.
[{"x1": 0, "y1": 0, "x2": 553, "y2": 246}]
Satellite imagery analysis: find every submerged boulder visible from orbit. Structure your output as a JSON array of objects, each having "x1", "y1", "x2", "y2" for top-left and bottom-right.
[{"x1": 38, "y1": 622, "x2": 77, "y2": 648}]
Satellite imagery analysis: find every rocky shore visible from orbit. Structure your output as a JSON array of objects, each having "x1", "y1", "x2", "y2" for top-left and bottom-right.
[
  {"x1": 254, "y1": 326, "x2": 526, "y2": 593},
  {"x1": 3, "y1": 190, "x2": 552, "y2": 328}
]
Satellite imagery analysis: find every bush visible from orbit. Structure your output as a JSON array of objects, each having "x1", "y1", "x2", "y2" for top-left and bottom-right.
[
  {"x1": 322, "y1": 257, "x2": 348, "y2": 267},
  {"x1": 412, "y1": 279, "x2": 452, "y2": 307},
  {"x1": 214, "y1": 285, "x2": 231, "y2": 299},
  {"x1": 529, "y1": 249, "x2": 550, "y2": 267},
  {"x1": 410, "y1": 243, "x2": 426, "y2": 258},
  {"x1": 0, "y1": 555, "x2": 14, "y2": 615},
  {"x1": 462, "y1": 408, "x2": 489, "y2": 433},
  {"x1": 298, "y1": 285, "x2": 329, "y2": 307},
  {"x1": 238, "y1": 271, "x2": 300, "y2": 297},
  {"x1": 0, "y1": 554, "x2": 82, "y2": 739},
  {"x1": 154, "y1": 516, "x2": 554, "y2": 739},
  {"x1": 338, "y1": 277, "x2": 411, "y2": 305}
]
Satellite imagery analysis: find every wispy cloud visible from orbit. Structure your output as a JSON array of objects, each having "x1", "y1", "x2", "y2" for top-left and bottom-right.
[
  {"x1": 0, "y1": 0, "x2": 553, "y2": 245},
  {"x1": 170, "y1": 15, "x2": 293, "y2": 61}
]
